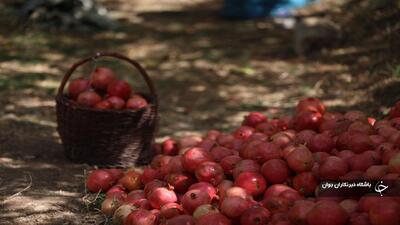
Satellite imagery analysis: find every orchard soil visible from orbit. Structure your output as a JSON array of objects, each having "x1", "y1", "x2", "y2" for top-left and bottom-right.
[{"x1": 0, "y1": 0, "x2": 398, "y2": 224}]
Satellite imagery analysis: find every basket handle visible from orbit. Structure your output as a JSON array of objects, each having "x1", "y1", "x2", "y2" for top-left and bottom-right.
[{"x1": 57, "y1": 52, "x2": 158, "y2": 111}]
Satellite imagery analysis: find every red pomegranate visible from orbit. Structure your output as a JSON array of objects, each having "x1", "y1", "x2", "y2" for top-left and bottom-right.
[
  {"x1": 292, "y1": 172, "x2": 319, "y2": 196},
  {"x1": 107, "y1": 80, "x2": 132, "y2": 100},
  {"x1": 188, "y1": 182, "x2": 217, "y2": 200},
  {"x1": 124, "y1": 209, "x2": 157, "y2": 225},
  {"x1": 77, "y1": 90, "x2": 102, "y2": 107},
  {"x1": 164, "y1": 173, "x2": 195, "y2": 193},
  {"x1": 294, "y1": 110, "x2": 322, "y2": 131},
  {"x1": 369, "y1": 198, "x2": 400, "y2": 225},
  {"x1": 126, "y1": 94, "x2": 148, "y2": 110},
  {"x1": 147, "y1": 187, "x2": 178, "y2": 209},
  {"x1": 90, "y1": 67, "x2": 116, "y2": 91},
  {"x1": 309, "y1": 133, "x2": 334, "y2": 153},
  {"x1": 261, "y1": 159, "x2": 290, "y2": 184},
  {"x1": 159, "y1": 203, "x2": 184, "y2": 219},
  {"x1": 296, "y1": 97, "x2": 325, "y2": 114},
  {"x1": 240, "y1": 206, "x2": 271, "y2": 225},
  {"x1": 194, "y1": 161, "x2": 225, "y2": 186},
  {"x1": 220, "y1": 196, "x2": 251, "y2": 219},
  {"x1": 181, "y1": 189, "x2": 212, "y2": 214},
  {"x1": 220, "y1": 155, "x2": 242, "y2": 175},
  {"x1": 242, "y1": 112, "x2": 267, "y2": 127},
  {"x1": 106, "y1": 96, "x2": 125, "y2": 109},
  {"x1": 195, "y1": 213, "x2": 232, "y2": 225},
  {"x1": 319, "y1": 156, "x2": 349, "y2": 180},
  {"x1": 234, "y1": 172, "x2": 267, "y2": 197},
  {"x1": 288, "y1": 200, "x2": 315, "y2": 225},
  {"x1": 86, "y1": 169, "x2": 115, "y2": 193},
  {"x1": 232, "y1": 159, "x2": 261, "y2": 178},
  {"x1": 286, "y1": 146, "x2": 314, "y2": 173},
  {"x1": 94, "y1": 100, "x2": 112, "y2": 109},
  {"x1": 181, "y1": 147, "x2": 213, "y2": 172},
  {"x1": 162, "y1": 138, "x2": 179, "y2": 156},
  {"x1": 210, "y1": 146, "x2": 237, "y2": 162},
  {"x1": 68, "y1": 78, "x2": 90, "y2": 99},
  {"x1": 306, "y1": 201, "x2": 349, "y2": 225},
  {"x1": 295, "y1": 130, "x2": 317, "y2": 146},
  {"x1": 234, "y1": 126, "x2": 255, "y2": 140},
  {"x1": 165, "y1": 215, "x2": 195, "y2": 225}
]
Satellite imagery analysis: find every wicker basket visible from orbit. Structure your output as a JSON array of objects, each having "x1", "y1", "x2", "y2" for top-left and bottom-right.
[{"x1": 55, "y1": 52, "x2": 158, "y2": 167}]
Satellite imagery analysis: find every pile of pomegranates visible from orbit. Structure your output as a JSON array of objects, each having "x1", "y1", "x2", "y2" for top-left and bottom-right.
[
  {"x1": 86, "y1": 98, "x2": 400, "y2": 225},
  {"x1": 68, "y1": 67, "x2": 148, "y2": 110}
]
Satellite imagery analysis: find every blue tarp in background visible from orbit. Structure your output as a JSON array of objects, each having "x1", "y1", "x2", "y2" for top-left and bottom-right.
[{"x1": 222, "y1": 0, "x2": 317, "y2": 19}]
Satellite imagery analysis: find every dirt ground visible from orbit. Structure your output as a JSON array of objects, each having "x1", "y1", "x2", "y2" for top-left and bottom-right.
[{"x1": 0, "y1": 0, "x2": 399, "y2": 224}]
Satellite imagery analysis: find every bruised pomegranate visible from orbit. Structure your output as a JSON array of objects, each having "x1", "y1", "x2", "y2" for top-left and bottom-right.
[
  {"x1": 188, "y1": 182, "x2": 217, "y2": 200},
  {"x1": 68, "y1": 78, "x2": 90, "y2": 99},
  {"x1": 240, "y1": 206, "x2": 271, "y2": 225},
  {"x1": 181, "y1": 189, "x2": 212, "y2": 214},
  {"x1": 220, "y1": 155, "x2": 242, "y2": 175},
  {"x1": 90, "y1": 67, "x2": 116, "y2": 91},
  {"x1": 164, "y1": 173, "x2": 195, "y2": 193},
  {"x1": 292, "y1": 172, "x2": 318, "y2": 196},
  {"x1": 262, "y1": 196, "x2": 291, "y2": 214},
  {"x1": 193, "y1": 204, "x2": 219, "y2": 219},
  {"x1": 118, "y1": 170, "x2": 142, "y2": 191},
  {"x1": 261, "y1": 159, "x2": 290, "y2": 184},
  {"x1": 234, "y1": 126, "x2": 255, "y2": 140},
  {"x1": 234, "y1": 172, "x2": 267, "y2": 197},
  {"x1": 195, "y1": 161, "x2": 225, "y2": 186}
]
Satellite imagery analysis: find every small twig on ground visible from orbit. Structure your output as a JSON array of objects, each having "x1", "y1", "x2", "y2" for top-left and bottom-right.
[{"x1": 2, "y1": 172, "x2": 32, "y2": 203}]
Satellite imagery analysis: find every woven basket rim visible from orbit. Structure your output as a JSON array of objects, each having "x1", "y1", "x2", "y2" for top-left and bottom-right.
[{"x1": 56, "y1": 94, "x2": 156, "y2": 115}]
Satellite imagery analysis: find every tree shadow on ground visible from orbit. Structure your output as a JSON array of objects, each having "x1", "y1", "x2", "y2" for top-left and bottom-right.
[{"x1": 0, "y1": 1, "x2": 398, "y2": 224}]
